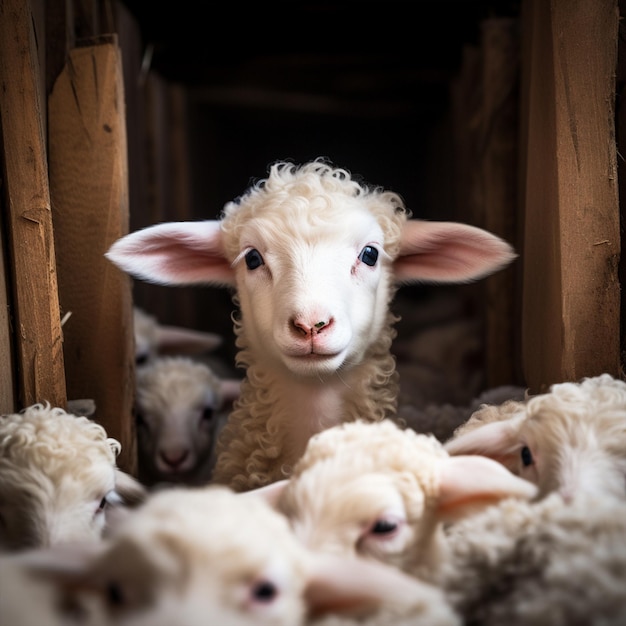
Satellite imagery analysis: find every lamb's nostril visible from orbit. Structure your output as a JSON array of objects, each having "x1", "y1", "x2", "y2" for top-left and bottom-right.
[
  {"x1": 160, "y1": 450, "x2": 189, "y2": 468},
  {"x1": 291, "y1": 318, "x2": 312, "y2": 337}
]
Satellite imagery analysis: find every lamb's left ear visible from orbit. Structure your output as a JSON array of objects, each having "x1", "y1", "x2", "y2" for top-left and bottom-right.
[
  {"x1": 105, "y1": 221, "x2": 235, "y2": 287},
  {"x1": 435, "y1": 455, "x2": 538, "y2": 522},
  {"x1": 394, "y1": 220, "x2": 517, "y2": 284}
]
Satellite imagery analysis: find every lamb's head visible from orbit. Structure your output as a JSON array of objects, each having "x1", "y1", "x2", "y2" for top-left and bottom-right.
[
  {"x1": 271, "y1": 419, "x2": 537, "y2": 580},
  {"x1": 1, "y1": 485, "x2": 443, "y2": 626},
  {"x1": 106, "y1": 159, "x2": 515, "y2": 381},
  {"x1": 0, "y1": 403, "x2": 132, "y2": 551},
  {"x1": 444, "y1": 373, "x2": 626, "y2": 501},
  {"x1": 134, "y1": 357, "x2": 241, "y2": 486}
]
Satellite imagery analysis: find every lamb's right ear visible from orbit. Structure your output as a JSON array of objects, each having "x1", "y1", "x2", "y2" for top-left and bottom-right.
[
  {"x1": 443, "y1": 415, "x2": 523, "y2": 470},
  {"x1": 155, "y1": 324, "x2": 224, "y2": 355},
  {"x1": 105, "y1": 221, "x2": 235, "y2": 287},
  {"x1": 114, "y1": 469, "x2": 148, "y2": 507},
  {"x1": 436, "y1": 455, "x2": 538, "y2": 522}
]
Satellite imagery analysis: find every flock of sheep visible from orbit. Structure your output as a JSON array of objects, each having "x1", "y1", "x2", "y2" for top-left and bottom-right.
[{"x1": 1, "y1": 159, "x2": 625, "y2": 625}]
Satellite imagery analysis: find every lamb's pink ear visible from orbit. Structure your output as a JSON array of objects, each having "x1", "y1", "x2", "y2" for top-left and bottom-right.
[
  {"x1": 240, "y1": 479, "x2": 289, "y2": 508},
  {"x1": 105, "y1": 221, "x2": 235, "y2": 286},
  {"x1": 155, "y1": 325, "x2": 223, "y2": 355},
  {"x1": 436, "y1": 455, "x2": 538, "y2": 522},
  {"x1": 305, "y1": 554, "x2": 442, "y2": 619},
  {"x1": 394, "y1": 220, "x2": 517, "y2": 284},
  {"x1": 219, "y1": 378, "x2": 242, "y2": 403},
  {"x1": 444, "y1": 414, "x2": 524, "y2": 470}
]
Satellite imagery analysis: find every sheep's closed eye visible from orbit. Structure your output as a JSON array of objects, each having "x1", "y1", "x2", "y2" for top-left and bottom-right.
[
  {"x1": 245, "y1": 249, "x2": 264, "y2": 270},
  {"x1": 358, "y1": 245, "x2": 379, "y2": 267},
  {"x1": 521, "y1": 445, "x2": 534, "y2": 467}
]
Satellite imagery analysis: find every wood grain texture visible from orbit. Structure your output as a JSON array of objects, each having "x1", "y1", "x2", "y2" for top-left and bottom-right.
[{"x1": 0, "y1": 0, "x2": 66, "y2": 408}]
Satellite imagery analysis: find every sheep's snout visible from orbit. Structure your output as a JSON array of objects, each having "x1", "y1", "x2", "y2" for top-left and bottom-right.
[
  {"x1": 158, "y1": 448, "x2": 191, "y2": 471},
  {"x1": 290, "y1": 316, "x2": 334, "y2": 339}
]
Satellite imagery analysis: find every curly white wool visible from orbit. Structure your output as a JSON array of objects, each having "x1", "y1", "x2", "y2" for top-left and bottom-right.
[
  {"x1": 0, "y1": 402, "x2": 144, "y2": 551},
  {"x1": 274, "y1": 419, "x2": 537, "y2": 584}
]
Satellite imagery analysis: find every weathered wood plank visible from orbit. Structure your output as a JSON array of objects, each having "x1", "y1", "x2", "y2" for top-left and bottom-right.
[
  {"x1": 0, "y1": 0, "x2": 67, "y2": 408},
  {"x1": 48, "y1": 36, "x2": 136, "y2": 474},
  {"x1": 521, "y1": 0, "x2": 620, "y2": 392}
]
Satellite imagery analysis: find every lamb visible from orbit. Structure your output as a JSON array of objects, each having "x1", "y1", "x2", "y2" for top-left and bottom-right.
[
  {"x1": 134, "y1": 356, "x2": 241, "y2": 487},
  {"x1": 440, "y1": 492, "x2": 626, "y2": 625},
  {"x1": 0, "y1": 484, "x2": 460, "y2": 626},
  {"x1": 133, "y1": 306, "x2": 224, "y2": 366},
  {"x1": 105, "y1": 158, "x2": 516, "y2": 491},
  {"x1": 269, "y1": 419, "x2": 537, "y2": 585},
  {"x1": 443, "y1": 373, "x2": 626, "y2": 500},
  {"x1": 0, "y1": 402, "x2": 146, "y2": 551}
]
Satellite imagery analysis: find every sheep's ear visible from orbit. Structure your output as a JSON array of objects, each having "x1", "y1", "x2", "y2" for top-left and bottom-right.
[
  {"x1": 436, "y1": 455, "x2": 538, "y2": 522},
  {"x1": 305, "y1": 553, "x2": 440, "y2": 619},
  {"x1": 240, "y1": 479, "x2": 289, "y2": 508},
  {"x1": 444, "y1": 415, "x2": 523, "y2": 470},
  {"x1": 219, "y1": 378, "x2": 242, "y2": 403},
  {"x1": 394, "y1": 220, "x2": 517, "y2": 284},
  {"x1": 114, "y1": 469, "x2": 148, "y2": 507},
  {"x1": 154, "y1": 324, "x2": 223, "y2": 355},
  {"x1": 105, "y1": 221, "x2": 235, "y2": 287}
]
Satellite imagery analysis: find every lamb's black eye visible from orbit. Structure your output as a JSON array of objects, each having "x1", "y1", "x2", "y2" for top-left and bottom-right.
[
  {"x1": 521, "y1": 445, "x2": 534, "y2": 467},
  {"x1": 371, "y1": 519, "x2": 398, "y2": 535},
  {"x1": 135, "y1": 352, "x2": 149, "y2": 366},
  {"x1": 200, "y1": 406, "x2": 214, "y2": 422},
  {"x1": 106, "y1": 581, "x2": 125, "y2": 607},
  {"x1": 251, "y1": 580, "x2": 277, "y2": 602},
  {"x1": 135, "y1": 411, "x2": 147, "y2": 429},
  {"x1": 245, "y1": 249, "x2": 264, "y2": 270},
  {"x1": 359, "y1": 245, "x2": 378, "y2": 267}
]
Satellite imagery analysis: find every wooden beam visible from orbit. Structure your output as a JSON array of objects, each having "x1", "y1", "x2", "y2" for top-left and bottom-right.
[
  {"x1": 520, "y1": 0, "x2": 621, "y2": 392},
  {"x1": 0, "y1": 0, "x2": 66, "y2": 408}
]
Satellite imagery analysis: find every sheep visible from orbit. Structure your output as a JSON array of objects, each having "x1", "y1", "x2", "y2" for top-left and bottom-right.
[
  {"x1": 439, "y1": 492, "x2": 626, "y2": 625},
  {"x1": 133, "y1": 306, "x2": 224, "y2": 367},
  {"x1": 105, "y1": 158, "x2": 516, "y2": 491},
  {"x1": 0, "y1": 402, "x2": 146, "y2": 551},
  {"x1": 0, "y1": 484, "x2": 460, "y2": 626},
  {"x1": 268, "y1": 419, "x2": 537, "y2": 585},
  {"x1": 134, "y1": 356, "x2": 241, "y2": 487},
  {"x1": 443, "y1": 373, "x2": 626, "y2": 500}
]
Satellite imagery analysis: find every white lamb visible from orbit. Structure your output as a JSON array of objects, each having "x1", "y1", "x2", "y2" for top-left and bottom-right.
[
  {"x1": 134, "y1": 356, "x2": 241, "y2": 487},
  {"x1": 440, "y1": 492, "x2": 626, "y2": 625},
  {"x1": 0, "y1": 484, "x2": 459, "y2": 626},
  {"x1": 268, "y1": 419, "x2": 537, "y2": 585},
  {"x1": 443, "y1": 373, "x2": 626, "y2": 500},
  {"x1": 0, "y1": 402, "x2": 146, "y2": 552},
  {"x1": 106, "y1": 158, "x2": 516, "y2": 491}
]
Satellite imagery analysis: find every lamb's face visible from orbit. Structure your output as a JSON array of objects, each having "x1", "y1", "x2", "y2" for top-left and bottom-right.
[
  {"x1": 228, "y1": 198, "x2": 395, "y2": 378},
  {"x1": 79, "y1": 486, "x2": 310, "y2": 626},
  {"x1": 135, "y1": 360, "x2": 223, "y2": 483},
  {"x1": 0, "y1": 464, "x2": 117, "y2": 551},
  {"x1": 279, "y1": 467, "x2": 426, "y2": 573}
]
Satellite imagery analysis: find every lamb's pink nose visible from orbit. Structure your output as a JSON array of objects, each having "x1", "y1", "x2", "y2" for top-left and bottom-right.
[
  {"x1": 160, "y1": 449, "x2": 189, "y2": 469},
  {"x1": 291, "y1": 317, "x2": 333, "y2": 337}
]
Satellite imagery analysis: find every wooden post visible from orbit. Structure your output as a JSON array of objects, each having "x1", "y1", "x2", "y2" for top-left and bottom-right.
[
  {"x1": 520, "y1": 0, "x2": 621, "y2": 392},
  {"x1": 0, "y1": 0, "x2": 66, "y2": 408},
  {"x1": 47, "y1": 35, "x2": 136, "y2": 474}
]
